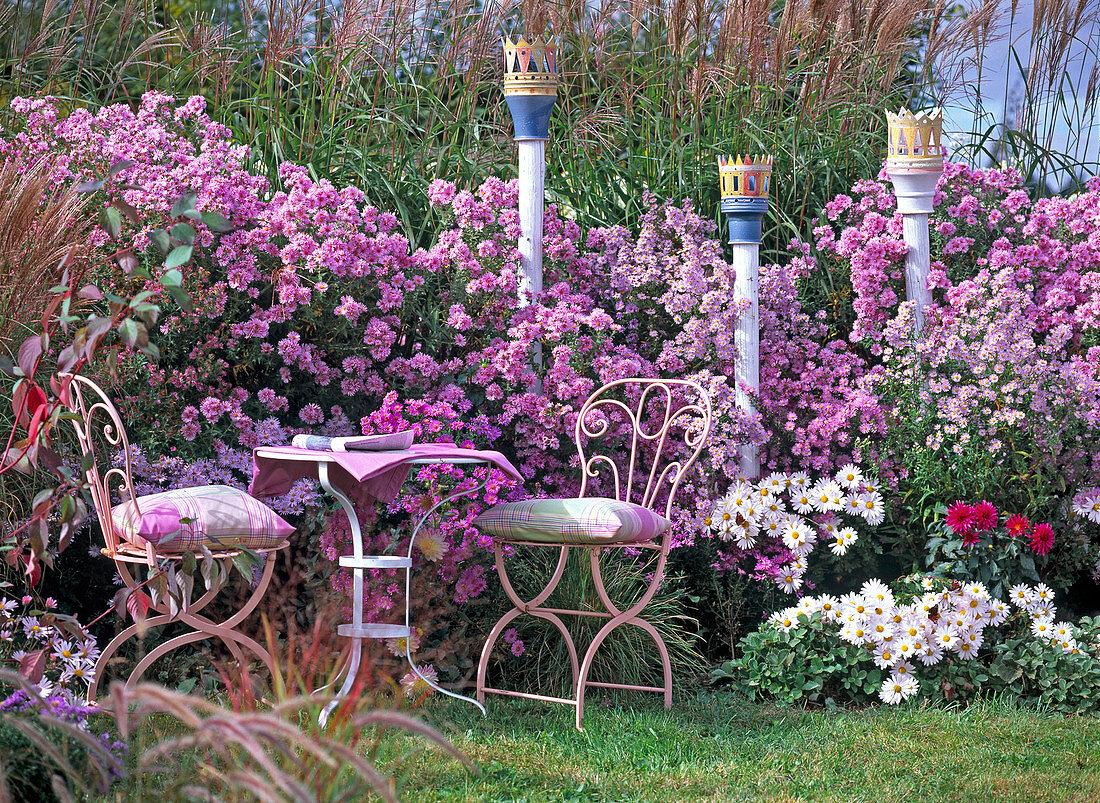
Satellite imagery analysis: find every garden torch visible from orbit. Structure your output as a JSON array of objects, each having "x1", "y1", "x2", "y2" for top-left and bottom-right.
[
  {"x1": 501, "y1": 35, "x2": 558, "y2": 307},
  {"x1": 884, "y1": 108, "x2": 946, "y2": 335},
  {"x1": 718, "y1": 154, "x2": 773, "y2": 480}
]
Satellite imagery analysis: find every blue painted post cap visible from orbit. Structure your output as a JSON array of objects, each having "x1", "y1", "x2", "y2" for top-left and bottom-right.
[{"x1": 504, "y1": 93, "x2": 558, "y2": 141}]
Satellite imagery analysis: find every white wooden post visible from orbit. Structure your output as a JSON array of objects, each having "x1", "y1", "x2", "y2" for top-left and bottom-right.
[
  {"x1": 718, "y1": 155, "x2": 772, "y2": 480},
  {"x1": 517, "y1": 139, "x2": 545, "y2": 300},
  {"x1": 884, "y1": 109, "x2": 945, "y2": 334},
  {"x1": 732, "y1": 243, "x2": 760, "y2": 479}
]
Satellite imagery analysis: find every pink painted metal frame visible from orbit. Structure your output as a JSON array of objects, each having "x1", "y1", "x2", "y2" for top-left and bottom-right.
[
  {"x1": 476, "y1": 378, "x2": 712, "y2": 729},
  {"x1": 61, "y1": 375, "x2": 288, "y2": 702}
]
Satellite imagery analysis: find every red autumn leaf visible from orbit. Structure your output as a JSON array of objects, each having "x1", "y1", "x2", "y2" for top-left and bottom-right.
[
  {"x1": 20, "y1": 551, "x2": 42, "y2": 587},
  {"x1": 19, "y1": 648, "x2": 47, "y2": 684},
  {"x1": 127, "y1": 590, "x2": 151, "y2": 623}
]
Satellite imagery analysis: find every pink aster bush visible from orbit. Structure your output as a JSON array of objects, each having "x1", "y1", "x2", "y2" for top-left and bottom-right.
[
  {"x1": 803, "y1": 161, "x2": 1100, "y2": 590},
  {"x1": 5, "y1": 92, "x2": 849, "y2": 673}
]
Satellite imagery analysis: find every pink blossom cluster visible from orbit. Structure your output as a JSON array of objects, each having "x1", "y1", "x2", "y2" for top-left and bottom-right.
[{"x1": 3, "y1": 94, "x2": 815, "y2": 631}]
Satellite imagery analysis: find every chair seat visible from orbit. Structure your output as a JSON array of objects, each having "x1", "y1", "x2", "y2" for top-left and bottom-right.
[
  {"x1": 102, "y1": 540, "x2": 290, "y2": 564},
  {"x1": 473, "y1": 497, "x2": 671, "y2": 545},
  {"x1": 111, "y1": 485, "x2": 295, "y2": 552}
]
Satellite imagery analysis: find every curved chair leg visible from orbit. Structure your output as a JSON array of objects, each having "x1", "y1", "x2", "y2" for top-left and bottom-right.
[
  {"x1": 477, "y1": 543, "x2": 578, "y2": 706},
  {"x1": 575, "y1": 540, "x2": 672, "y2": 729},
  {"x1": 87, "y1": 613, "x2": 175, "y2": 703},
  {"x1": 89, "y1": 552, "x2": 279, "y2": 701}
]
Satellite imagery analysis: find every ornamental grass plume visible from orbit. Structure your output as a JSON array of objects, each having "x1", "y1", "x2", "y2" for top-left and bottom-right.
[{"x1": 0, "y1": 158, "x2": 92, "y2": 349}]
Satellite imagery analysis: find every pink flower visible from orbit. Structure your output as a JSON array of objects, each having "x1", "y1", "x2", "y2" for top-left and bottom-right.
[
  {"x1": 1005, "y1": 514, "x2": 1030, "y2": 537},
  {"x1": 970, "y1": 501, "x2": 997, "y2": 532},
  {"x1": 945, "y1": 502, "x2": 974, "y2": 536},
  {"x1": 1029, "y1": 523, "x2": 1054, "y2": 556}
]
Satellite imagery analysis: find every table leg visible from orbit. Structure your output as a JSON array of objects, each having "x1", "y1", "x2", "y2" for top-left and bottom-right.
[
  {"x1": 317, "y1": 462, "x2": 487, "y2": 722},
  {"x1": 319, "y1": 462, "x2": 366, "y2": 727},
  {"x1": 404, "y1": 476, "x2": 488, "y2": 715}
]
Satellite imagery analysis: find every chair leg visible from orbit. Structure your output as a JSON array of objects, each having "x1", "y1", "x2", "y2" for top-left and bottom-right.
[
  {"x1": 477, "y1": 543, "x2": 578, "y2": 705},
  {"x1": 575, "y1": 541, "x2": 673, "y2": 730},
  {"x1": 89, "y1": 552, "x2": 279, "y2": 701}
]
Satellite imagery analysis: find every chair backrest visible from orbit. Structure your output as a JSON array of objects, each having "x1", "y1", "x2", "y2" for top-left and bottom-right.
[
  {"x1": 59, "y1": 373, "x2": 141, "y2": 555},
  {"x1": 574, "y1": 378, "x2": 712, "y2": 519}
]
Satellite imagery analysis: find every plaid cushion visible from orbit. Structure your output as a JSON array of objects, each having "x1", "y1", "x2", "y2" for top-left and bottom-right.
[
  {"x1": 111, "y1": 485, "x2": 294, "y2": 552},
  {"x1": 473, "y1": 497, "x2": 671, "y2": 545}
]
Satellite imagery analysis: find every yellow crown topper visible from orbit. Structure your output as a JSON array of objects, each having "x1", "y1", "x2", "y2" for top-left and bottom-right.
[
  {"x1": 502, "y1": 36, "x2": 558, "y2": 95},
  {"x1": 886, "y1": 108, "x2": 945, "y2": 169},
  {"x1": 717, "y1": 155, "x2": 773, "y2": 199}
]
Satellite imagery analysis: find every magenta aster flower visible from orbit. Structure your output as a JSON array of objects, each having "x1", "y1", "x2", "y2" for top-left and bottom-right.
[{"x1": 1005, "y1": 514, "x2": 1030, "y2": 537}]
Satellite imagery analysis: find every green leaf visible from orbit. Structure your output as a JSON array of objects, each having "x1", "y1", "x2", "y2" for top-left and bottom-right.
[
  {"x1": 118, "y1": 318, "x2": 139, "y2": 348},
  {"x1": 99, "y1": 206, "x2": 122, "y2": 239},
  {"x1": 148, "y1": 228, "x2": 171, "y2": 255},
  {"x1": 170, "y1": 192, "x2": 198, "y2": 219},
  {"x1": 160, "y1": 269, "x2": 184, "y2": 288},
  {"x1": 170, "y1": 222, "x2": 196, "y2": 245},
  {"x1": 107, "y1": 160, "x2": 134, "y2": 177},
  {"x1": 166, "y1": 285, "x2": 194, "y2": 313},
  {"x1": 164, "y1": 245, "x2": 193, "y2": 269},
  {"x1": 201, "y1": 210, "x2": 233, "y2": 232}
]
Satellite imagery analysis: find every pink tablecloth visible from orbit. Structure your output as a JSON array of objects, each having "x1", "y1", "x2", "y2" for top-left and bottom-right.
[{"x1": 249, "y1": 443, "x2": 524, "y2": 506}]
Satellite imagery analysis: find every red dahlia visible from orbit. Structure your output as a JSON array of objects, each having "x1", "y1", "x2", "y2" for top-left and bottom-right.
[
  {"x1": 970, "y1": 500, "x2": 998, "y2": 532},
  {"x1": 1029, "y1": 522, "x2": 1054, "y2": 556},
  {"x1": 945, "y1": 502, "x2": 975, "y2": 536},
  {"x1": 1005, "y1": 514, "x2": 1030, "y2": 537}
]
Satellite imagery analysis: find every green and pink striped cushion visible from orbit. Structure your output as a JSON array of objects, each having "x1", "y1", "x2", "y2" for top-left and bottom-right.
[
  {"x1": 473, "y1": 497, "x2": 671, "y2": 545},
  {"x1": 111, "y1": 485, "x2": 293, "y2": 552}
]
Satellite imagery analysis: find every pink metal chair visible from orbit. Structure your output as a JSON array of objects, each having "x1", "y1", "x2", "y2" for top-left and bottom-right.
[
  {"x1": 61, "y1": 374, "x2": 290, "y2": 701},
  {"x1": 475, "y1": 378, "x2": 712, "y2": 729}
]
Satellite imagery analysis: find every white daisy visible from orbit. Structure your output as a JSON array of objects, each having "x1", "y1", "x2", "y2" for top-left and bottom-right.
[
  {"x1": 776, "y1": 571, "x2": 803, "y2": 594},
  {"x1": 788, "y1": 472, "x2": 810, "y2": 489},
  {"x1": 1030, "y1": 617, "x2": 1054, "y2": 640},
  {"x1": 763, "y1": 472, "x2": 787, "y2": 492},
  {"x1": 891, "y1": 660, "x2": 916, "y2": 679},
  {"x1": 933, "y1": 626, "x2": 957, "y2": 650},
  {"x1": 818, "y1": 595, "x2": 841, "y2": 620},
  {"x1": 791, "y1": 491, "x2": 815, "y2": 515},
  {"x1": 1008, "y1": 584, "x2": 1034, "y2": 608},
  {"x1": 859, "y1": 491, "x2": 886, "y2": 526},
  {"x1": 861, "y1": 579, "x2": 894, "y2": 607},
  {"x1": 872, "y1": 643, "x2": 899, "y2": 668},
  {"x1": 954, "y1": 639, "x2": 979, "y2": 660},
  {"x1": 918, "y1": 641, "x2": 944, "y2": 666},
  {"x1": 835, "y1": 463, "x2": 864, "y2": 489},
  {"x1": 880, "y1": 677, "x2": 906, "y2": 704}
]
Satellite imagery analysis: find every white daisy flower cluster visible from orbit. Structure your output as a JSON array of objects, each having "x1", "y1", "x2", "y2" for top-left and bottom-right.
[
  {"x1": 769, "y1": 578, "x2": 1021, "y2": 705},
  {"x1": 1070, "y1": 487, "x2": 1100, "y2": 524},
  {"x1": 1007, "y1": 582, "x2": 1083, "y2": 655},
  {"x1": 705, "y1": 465, "x2": 885, "y2": 593},
  {"x1": 0, "y1": 596, "x2": 99, "y2": 706}
]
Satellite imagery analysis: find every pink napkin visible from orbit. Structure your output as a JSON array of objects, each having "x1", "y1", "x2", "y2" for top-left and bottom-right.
[{"x1": 249, "y1": 443, "x2": 524, "y2": 506}]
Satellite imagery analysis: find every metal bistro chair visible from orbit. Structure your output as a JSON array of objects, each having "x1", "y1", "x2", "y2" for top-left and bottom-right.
[
  {"x1": 474, "y1": 378, "x2": 712, "y2": 729},
  {"x1": 62, "y1": 374, "x2": 292, "y2": 701}
]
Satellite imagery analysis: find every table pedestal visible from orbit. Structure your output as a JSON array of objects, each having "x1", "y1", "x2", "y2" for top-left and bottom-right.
[{"x1": 317, "y1": 460, "x2": 488, "y2": 725}]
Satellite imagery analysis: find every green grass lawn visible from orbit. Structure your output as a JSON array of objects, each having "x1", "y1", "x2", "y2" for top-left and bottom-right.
[{"x1": 389, "y1": 689, "x2": 1100, "y2": 802}]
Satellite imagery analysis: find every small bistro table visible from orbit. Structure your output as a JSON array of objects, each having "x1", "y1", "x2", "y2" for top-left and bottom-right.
[{"x1": 249, "y1": 444, "x2": 523, "y2": 721}]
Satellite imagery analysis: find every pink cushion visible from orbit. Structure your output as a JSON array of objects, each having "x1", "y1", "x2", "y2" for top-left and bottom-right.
[
  {"x1": 473, "y1": 497, "x2": 671, "y2": 545},
  {"x1": 111, "y1": 485, "x2": 293, "y2": 552}
]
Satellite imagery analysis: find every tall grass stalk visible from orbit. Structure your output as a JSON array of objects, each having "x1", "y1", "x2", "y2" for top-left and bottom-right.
[
  {"x1": 0, "y1": 0, "x2": 1012, "y2": 259},
  {"x1": 935, "y1": 0, "x2": 1100, "y2": 192}
]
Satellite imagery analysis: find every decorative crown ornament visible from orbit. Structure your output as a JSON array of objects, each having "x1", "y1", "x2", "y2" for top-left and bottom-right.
[
  {"x1": 885, "y1": 108, "x2": 945, "y2": 171},
  {"x1": 718, "y1": 154, "x2": 773, "y2": 199},
  {"x1": 502, "y1": 36, "x2": 558, "y2": 96}
]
